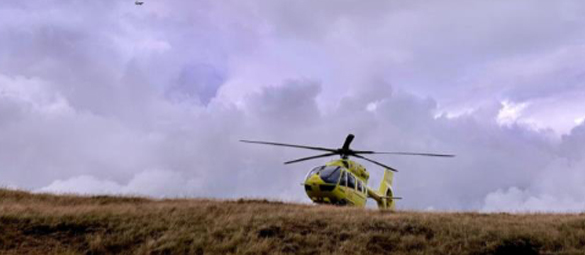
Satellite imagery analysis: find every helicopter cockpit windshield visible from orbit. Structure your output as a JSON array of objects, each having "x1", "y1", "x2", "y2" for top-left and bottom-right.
[{"x1": 306, "y1": 165, "x2": 341, "y2": 184}]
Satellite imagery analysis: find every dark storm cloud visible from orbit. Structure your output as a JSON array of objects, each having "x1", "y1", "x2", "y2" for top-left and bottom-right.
[{"x1": 1, "y1": 0, "x2": 585, "y2": 211}]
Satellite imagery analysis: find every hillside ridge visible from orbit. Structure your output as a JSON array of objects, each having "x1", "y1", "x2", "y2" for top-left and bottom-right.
[{"x1": 1, "y1": 189, "x2": 584, "y2": 254}]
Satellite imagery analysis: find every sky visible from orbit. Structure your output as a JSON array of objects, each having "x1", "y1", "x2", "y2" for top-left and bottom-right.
[{"x1": 1, "y1": 0, "x2": 585, "y2": 212}]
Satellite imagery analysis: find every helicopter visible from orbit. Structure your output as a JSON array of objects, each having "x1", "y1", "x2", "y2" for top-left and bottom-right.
[{"x1": 241, "y1": 134, "x2": 454, "y2": 210}]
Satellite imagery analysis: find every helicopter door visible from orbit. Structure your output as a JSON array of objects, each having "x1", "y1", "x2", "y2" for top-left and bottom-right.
[
  {"x1": 356, "y1": 180, "x2": 366, "y2": 200},
  {"x1": 347, "y1": 173, "x2": 356, "y2": 190},
  {"x1": 340, "y1": 170, "x2": 347, "y2": 189},
  {"x1": 347, "y1": 173, "x2": 356, "y2": 202}
]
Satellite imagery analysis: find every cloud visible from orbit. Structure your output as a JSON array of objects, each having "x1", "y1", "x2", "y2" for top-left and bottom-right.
[
  {"x1": 482, "y1": 187, "x2": 585, "y2": 213},
  {"x1": 1, "y1": 0, "x2": 585, "y2": 212},
  {"x1": 482, "y1": 160, "x2": 585, "y2": 212},
  {"x1": 37, "y1": 170, "x2": 204, "y2": 197},
  {"x1": 482, "y1": 126, "x2": 585, "y2": 212}
]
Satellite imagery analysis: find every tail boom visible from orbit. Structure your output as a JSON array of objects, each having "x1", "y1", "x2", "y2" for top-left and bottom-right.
[{"x1": 367, "y1": 169, "x2": 396, "y2": 210}]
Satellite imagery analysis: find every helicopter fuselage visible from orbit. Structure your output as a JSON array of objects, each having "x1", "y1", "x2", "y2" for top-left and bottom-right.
[{"x1": 304, "y1": 159, "x2": 371, "y2": 207}]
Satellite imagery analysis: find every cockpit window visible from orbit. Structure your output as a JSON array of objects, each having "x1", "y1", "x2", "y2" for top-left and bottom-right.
[
  {"x1": 319, "y1": 166, "x2": 341, "y2": 184},
  {"x1": 306, "y1": 166, "x2": 324, "y2": 180},
  {"x1": 306, "y1": 165, "x2": 342, "y2": 184}
]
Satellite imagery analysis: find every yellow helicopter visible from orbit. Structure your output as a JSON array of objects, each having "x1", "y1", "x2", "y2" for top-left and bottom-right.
[{"x1": 241, "y1": 134, "x2": 454, "y2": 210}]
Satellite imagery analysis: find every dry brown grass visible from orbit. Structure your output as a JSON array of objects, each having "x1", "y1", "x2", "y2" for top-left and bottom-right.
[{"x1": 1, "y1": 189, "x2": 585, "y2": 254}]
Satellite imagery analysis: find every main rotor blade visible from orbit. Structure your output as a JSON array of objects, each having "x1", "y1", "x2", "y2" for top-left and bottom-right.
[
  {"x1": 351, "y1": 154, "x2": 398, "y2": 172},
  {"x1": 341, "y1": 134, "x2": 355, "y2": 151},
  {"x1": 284, "y1": 152, "x2": 339, "y2": 165},
  {"x1": 240, "y1": 140, "x2": 336, "y2": 152},
  {"x1": 354, "y1": 151, "x2": 455, "y2": 157}
]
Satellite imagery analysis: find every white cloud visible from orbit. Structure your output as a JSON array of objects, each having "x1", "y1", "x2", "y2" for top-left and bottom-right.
[
  {"x1": 483, "y1": 141, "x2": 585, "y2": 212},
  {"x1": 38, "y1": 175, "x2": 124, "y2": 195},
  {"x1": 482, "y1": 187, "x2": 585, "y2": 213},
  {"x1": 0, "y1": 75, "x2": 73, "y2": 116},
  {"x1": 37, "y1": 170, "x2": 204, "y2": 198},
  {"x1": 496, "y1": 100, "x2": 529, "y2": 126},
  {"x1": 1, "y1": 0, "x2": 585, "y2": 212}
]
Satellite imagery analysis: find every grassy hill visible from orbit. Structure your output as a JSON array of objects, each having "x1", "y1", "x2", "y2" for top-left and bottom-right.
[{"x1": 1, "y1": 189, "x2": 585, "y2": 254}]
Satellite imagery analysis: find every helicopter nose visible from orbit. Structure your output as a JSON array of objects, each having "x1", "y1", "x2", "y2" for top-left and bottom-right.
[
  {"x1": 304, "y1": 174, "x2": 321, "y2": 189},
  {"x1": 305, "y1": 174, "x2": 319, "y2": 192},
  {"x1": 307, "y1": 174, "x2": 321, "y2": 183}
]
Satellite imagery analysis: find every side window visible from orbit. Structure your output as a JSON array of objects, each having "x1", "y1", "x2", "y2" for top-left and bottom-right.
[
  {"x1": 357, "y1": 180, "x2": 363, "y2": 193},
  {"x1": 347, "y1": 174, "x2": 356, "y2": 189},
  {"x1": 340, "y1": 171, "x2": 347, "y2": 186}
]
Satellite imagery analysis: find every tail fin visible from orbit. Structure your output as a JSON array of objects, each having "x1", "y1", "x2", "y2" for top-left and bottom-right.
[{"x1": 376, "y1": 169, "x2": 396, "y2": 210}]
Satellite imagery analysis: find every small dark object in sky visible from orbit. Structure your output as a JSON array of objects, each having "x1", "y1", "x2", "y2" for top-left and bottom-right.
[{"x1": 135, "y1": 1, "x2": 144, "y2": 5}]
